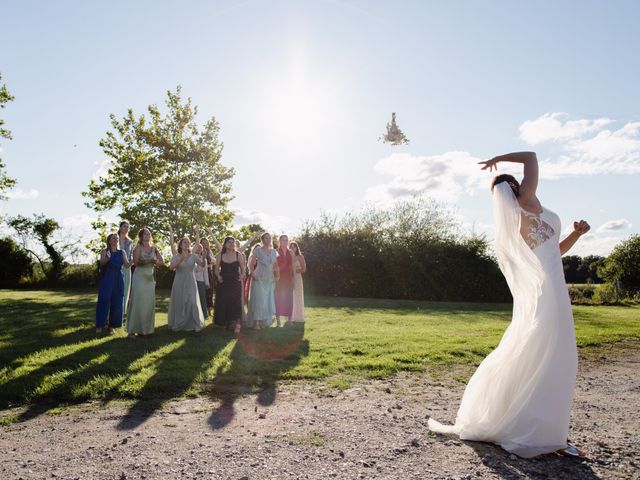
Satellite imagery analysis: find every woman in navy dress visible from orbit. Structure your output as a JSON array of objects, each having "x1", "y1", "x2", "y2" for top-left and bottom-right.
[{"x1": 96, "y1": 233, "x2": 130, "y2": 334}]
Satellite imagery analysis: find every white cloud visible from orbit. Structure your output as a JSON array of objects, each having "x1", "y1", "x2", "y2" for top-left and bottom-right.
[
  {"x1": 567, "y1": 232, "x2": 624, "y2": 257},
  {"x1": 365, "y1": 151, "x2": 487, "y2": 204},
  {"x1": 6, "y1": 188, "x2": 39, "y2": 200},
  {"x1": 61, "y1": 214, "x2": 94, "y2": 232},
  {"x1": 519, "y1": 113, "x2": 640, "y2": 177},
  {"x1": 519, "y1": 112, "x2": 613, "y2": 145},
  {"x1": 597, "y1": 219, "x2": 632, "y2": 233},
  {"x1": 233, "y1": 208, "x2": 292, "y2": 234}
]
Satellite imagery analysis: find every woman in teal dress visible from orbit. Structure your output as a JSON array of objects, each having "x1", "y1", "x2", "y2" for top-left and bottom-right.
[
  {"x1": 127, "y1": 228, "x2": 163, "y2": 337},
  {"x1": 118, "y1": 221, "x2": 133, "y2": 315},
  {"x1": 247, "y1": 232, "x2": 279, "y2": 329},
  {"x1": 168, "y1": 226, "x2": 206, "y2": 332}
]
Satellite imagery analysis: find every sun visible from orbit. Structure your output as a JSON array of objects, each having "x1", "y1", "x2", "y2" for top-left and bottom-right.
[{"x1": 255, "y1": 46, "x2": 343, "y2": 151}]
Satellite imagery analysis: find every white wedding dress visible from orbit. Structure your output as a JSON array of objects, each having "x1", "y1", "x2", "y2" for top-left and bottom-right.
[{"x1": 428, "y1": 182, "x2": 578, "y2": 458}]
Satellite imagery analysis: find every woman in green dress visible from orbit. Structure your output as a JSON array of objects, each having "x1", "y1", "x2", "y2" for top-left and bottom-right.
[
  {"x1": 127, "y1": 228, "x2": 163, "y2": 337},
  {"x1": 168, "y1": 225, "x2": 206, "y2": 332}
]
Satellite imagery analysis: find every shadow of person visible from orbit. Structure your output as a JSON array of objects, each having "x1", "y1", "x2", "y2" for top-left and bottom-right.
[
  {"x1": 115, "y1": 323, "x2": 235, "y2": 430},
  {"x1": 207, "y1": 323, "x2": 309, "y2": 430},
  {"x1": 13, "y1": 334, "x2": 137, "y2": 421},
  {"x1": 452, "y1": 437, "x2": 600, "y2": 479},
  {"x1": 0, "y1": 296, "x2": 97, "y2": 376}
]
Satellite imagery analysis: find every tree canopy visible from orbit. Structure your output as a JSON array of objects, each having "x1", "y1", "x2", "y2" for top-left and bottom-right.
[
  {"x1": 83, "y1": 86, "x2": 235, "y2": 242},
  {"x1": 0, "y1": 72, "x2": 17, "y2": 201}
]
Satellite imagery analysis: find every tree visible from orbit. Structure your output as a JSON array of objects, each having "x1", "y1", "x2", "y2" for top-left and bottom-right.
[
  {"x1": 8, "y1": 214, "x2": 68, "y2": 284},
  {"x1": 83, "y1": 86, "x2": 235, "y2": 242},
  {"x1": 563, "y1": 254, "x2": 605, "y2": 284},
  {"x1": 0, "y1": 237, "x2": 33, "y2": 287},
  {"x1": 0, "y1": 72, "x2": 17, "y2": 201},
  {"x1": 598, "y1": 235, "x2": 640, "y2": 297}
]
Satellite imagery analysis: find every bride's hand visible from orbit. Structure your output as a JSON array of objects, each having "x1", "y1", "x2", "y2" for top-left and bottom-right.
[
  {"x1": 478, "y1": 158, "x2": 499, "y2": 172},
  {"x1": 573, "y1": 220, "x2": 591, "y2": 235}
]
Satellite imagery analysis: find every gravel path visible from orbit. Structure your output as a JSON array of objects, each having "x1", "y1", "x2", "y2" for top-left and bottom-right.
[{"x1": 1, "y1": 343, "x2": 639, "y2": 480}]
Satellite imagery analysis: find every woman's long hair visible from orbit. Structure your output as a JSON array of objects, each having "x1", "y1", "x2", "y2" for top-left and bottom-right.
[
  {"x1": 177, "y1": 236, "x2": 190, "y2": 254},
  {"x1": 221, "y1": 236, "x2": 235, "y2": 255},
  {"x1": 290, "y1": 241, "x2": 302, "y2": 256},
  {"x1": 118, "y1": 220, "x2": 132, "y2": 240}
]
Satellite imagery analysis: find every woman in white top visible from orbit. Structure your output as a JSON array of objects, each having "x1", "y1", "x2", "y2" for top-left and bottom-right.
[{"x1": 289, "y1": 241, "x2": 306, "y2": 323}]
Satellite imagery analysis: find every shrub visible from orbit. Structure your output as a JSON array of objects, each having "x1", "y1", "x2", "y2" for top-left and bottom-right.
[
  {"x1": 598, "y1": 235, "x2": 640, "y2": 298},
  {"x1": 297, "y1": 200, "x2": 511, "y2": 302},
  {"x1": 592, "y1": 283, "x2": 618, "y2": 304},
  {"x1": 567, "y1": 284, "x2": 596, "y2": 303},
  {"x1": 0, "y1": 237, "x2": 33, "y2": 287},
  {"x1": 59, "y1": 263, "x2": 99, "y2": 288}
]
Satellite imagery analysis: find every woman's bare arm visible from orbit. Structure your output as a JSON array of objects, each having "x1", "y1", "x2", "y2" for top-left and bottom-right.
[
  {"x1": 479, "y1": 152, "x2": 538, "y2": 200},
  {"x1": 560, "y1": 220, "x2": 591, "y2": 255}
]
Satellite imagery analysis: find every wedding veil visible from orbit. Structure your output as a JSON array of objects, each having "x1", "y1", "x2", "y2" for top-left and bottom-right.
[{"x1": 492, "y1": 181, "x2": 544, "y2": 324}]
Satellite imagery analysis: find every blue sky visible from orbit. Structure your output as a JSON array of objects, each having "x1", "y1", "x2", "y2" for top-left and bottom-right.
[{"x1": 2, "y1": 0, "x2": 639, "y2": 258}]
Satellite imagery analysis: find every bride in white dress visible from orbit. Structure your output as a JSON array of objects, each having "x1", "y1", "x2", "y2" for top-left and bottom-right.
[{"x1": 428, "y1": 152, "x2": 591, "y2": 458}]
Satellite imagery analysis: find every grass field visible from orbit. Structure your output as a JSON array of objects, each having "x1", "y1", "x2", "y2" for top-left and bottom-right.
[{"x1": 1, "y1": 289, "x2": 639, "y2": 422}]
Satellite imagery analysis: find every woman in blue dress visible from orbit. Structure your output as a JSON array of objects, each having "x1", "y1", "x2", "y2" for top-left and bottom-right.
[{"x1": 96, "y1": 233, "x2": 130, "y2": 334}]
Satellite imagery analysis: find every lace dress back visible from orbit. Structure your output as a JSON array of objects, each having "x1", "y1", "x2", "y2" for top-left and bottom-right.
[{"x1": 520, "y1": 209, "x2": 556, "y2": 250}]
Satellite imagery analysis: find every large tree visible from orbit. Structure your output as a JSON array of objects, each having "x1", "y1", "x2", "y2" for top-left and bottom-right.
[
  {"x1": 0, "y1": 72, "x2": 17, "y2": 201},
  {"x1": 83, "y1": 86, "x2": 235, "y2": 241}
]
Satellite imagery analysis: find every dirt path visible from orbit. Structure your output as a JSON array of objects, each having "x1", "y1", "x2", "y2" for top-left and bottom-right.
[{"x1": 1, "y1": 344, "x2": 639, "y2": 480}]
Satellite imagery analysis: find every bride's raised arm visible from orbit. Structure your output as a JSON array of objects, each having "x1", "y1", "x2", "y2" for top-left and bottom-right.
[{"x1": 479, "y1": 151, "x2": 538, "y2": 200}]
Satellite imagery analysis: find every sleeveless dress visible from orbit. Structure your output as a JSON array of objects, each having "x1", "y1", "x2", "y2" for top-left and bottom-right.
[
  {"x1": 96, "y1": 249, "x2": 125, "y2": 328},
  {"x1": 126, "y1": 248, "x2": 157, "y2": 335},
  {"x1": 275, "y1": 248, "x2": 294, "y2": 317},
  {"x1": 194, "y1": 255, "x2": 210, "y2": 319},
  {"x1": 120, "y1": 238, "x2": 133, "y2": 315},
  {"x1": 214, "y1": 252, "x2": 243, "y2": 328},
  {"x1": 168, "y1": 254, "x2": 205, "y2": 332},
  {"x1": 248, "y1": 248, "x2": 277, "y2": 327},
  {"x1": 291, "y1": 256, "x2": 305, "y2": 322},
  {"x1": 428, "y1": 202, "x2": 578, "y2": 458}
]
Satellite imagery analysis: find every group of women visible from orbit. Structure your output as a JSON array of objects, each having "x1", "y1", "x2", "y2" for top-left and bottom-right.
[{"x1": 95, "y1": 222, "x2": 307, "y2": 337}]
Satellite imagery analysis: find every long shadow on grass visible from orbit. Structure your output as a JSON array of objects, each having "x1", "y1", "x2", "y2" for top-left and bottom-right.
[
  {"x1": 115, "y1": 324, "x2": 235, "y2": 430},
  {"x1": 0, "y1": 297, "x2": 97, "y2": 371},
  {"x1": 463, "y1": 441, "x2": 599, "y2": 479},
  {"x1": 4, "y1": 323, "x2": 235, "y2": 424},
  {"x1": 206, "y1": 324, "x2": 309, "y2": 430}
]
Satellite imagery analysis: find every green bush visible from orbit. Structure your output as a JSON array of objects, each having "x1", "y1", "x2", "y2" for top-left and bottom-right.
[
  {"x1": 297, "y1": 200, "x2": 511, "y2": 302},
  {"x1": 567, "y1": 284, "x2": 596, "y2": 303},
  {"x1": 592, "y1": 283, "x2": 618, "y2": 304},
  {"x1": 59, "y1": 263, "x2": 99, "y2": 288},
  {"x1": 155, "y1": 264, "x2": 175, "y2": 289},
  {"x1": 598, "y1": 235, "x2": 640, "y2": 297},
  {"x1": 0, "y1": 237, "x2": 33, "y2": 287}
]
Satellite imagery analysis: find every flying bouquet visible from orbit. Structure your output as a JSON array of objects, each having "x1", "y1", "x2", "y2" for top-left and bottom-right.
[{"x1": 380, "y1": 112, "x2": 410, "y2": 145}]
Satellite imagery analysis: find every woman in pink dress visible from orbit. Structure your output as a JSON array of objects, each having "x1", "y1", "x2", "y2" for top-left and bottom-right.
[{"x1": 275, "y1": 234, "x2": 294, "y2": 326}]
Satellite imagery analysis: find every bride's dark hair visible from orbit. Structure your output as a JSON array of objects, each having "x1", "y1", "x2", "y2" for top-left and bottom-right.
[{"x1": 492, "y1": 174, "x2": 520, "y2": 197}]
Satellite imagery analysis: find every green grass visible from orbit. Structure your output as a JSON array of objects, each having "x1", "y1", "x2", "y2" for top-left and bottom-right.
[{"x1": 1, "y1": 289, "x2": 639, "y2": 422}]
